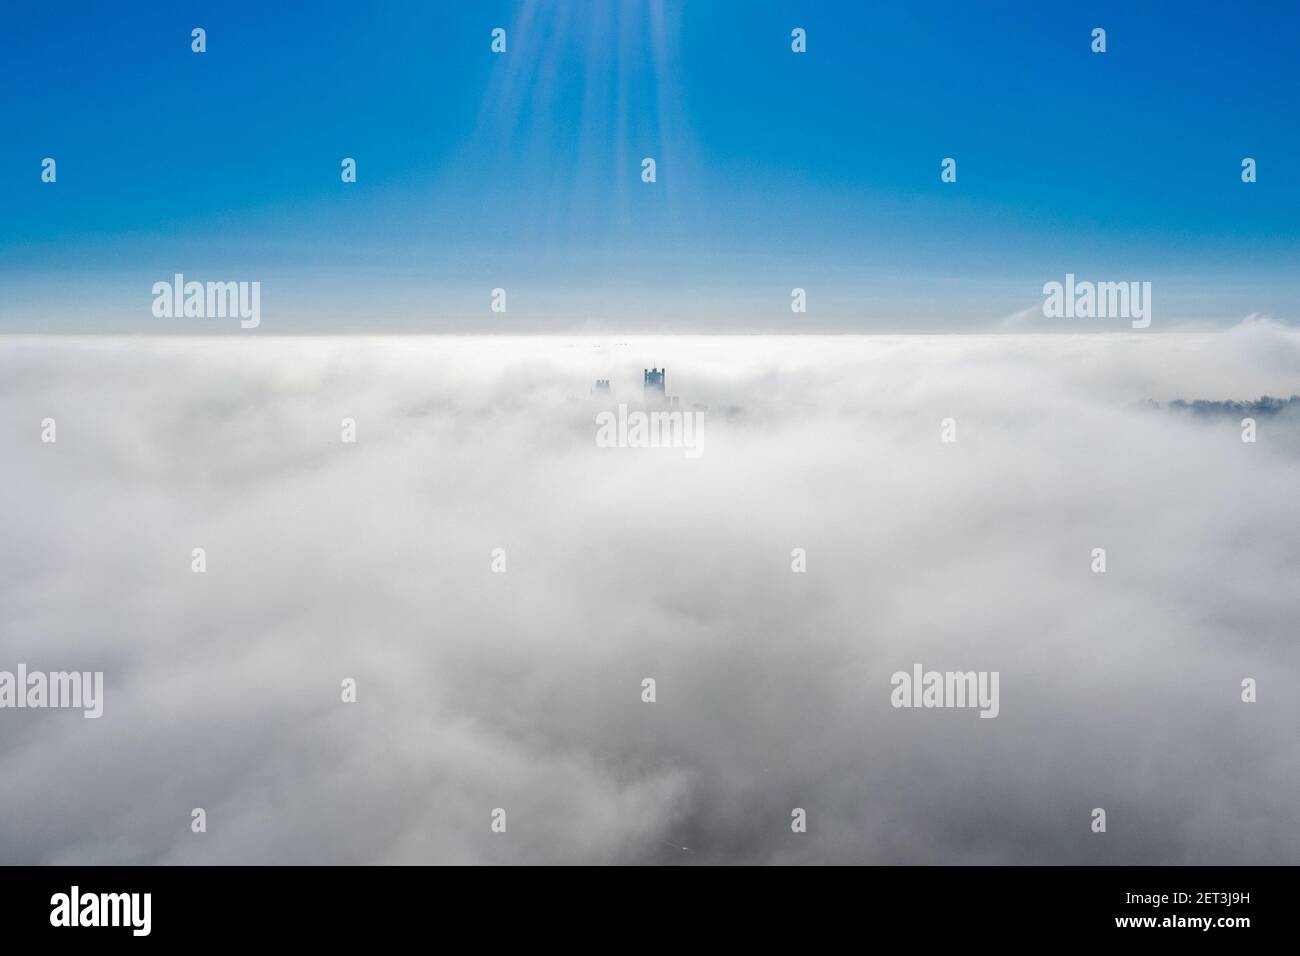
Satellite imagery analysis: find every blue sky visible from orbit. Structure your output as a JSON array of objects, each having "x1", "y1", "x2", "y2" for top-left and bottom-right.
[{"x1": 1, "y1": 0, "x2": 1297, "y2": 331}]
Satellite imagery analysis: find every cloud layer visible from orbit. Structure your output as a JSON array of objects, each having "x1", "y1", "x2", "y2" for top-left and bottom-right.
[{"x1": 1, "y1": 328, "x2": 1297, "y2": 864}]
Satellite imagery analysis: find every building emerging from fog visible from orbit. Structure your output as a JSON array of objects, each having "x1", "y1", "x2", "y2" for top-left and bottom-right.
[
  {"x1": 589, "y1": 367, "x2": 695, "y2": 409},
  {"x1": 644, "y1": 367, "x2": 666, "y2": 403}
]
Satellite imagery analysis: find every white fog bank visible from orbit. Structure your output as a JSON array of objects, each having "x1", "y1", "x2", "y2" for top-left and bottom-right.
[{"x1": 1, "y1": 328, "x2": 1297, "y2": 864}]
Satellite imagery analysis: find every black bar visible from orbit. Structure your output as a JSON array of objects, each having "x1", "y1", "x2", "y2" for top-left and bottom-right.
[{"x1": 0, "y1": 866, "x2": 1285, "y2": 942}]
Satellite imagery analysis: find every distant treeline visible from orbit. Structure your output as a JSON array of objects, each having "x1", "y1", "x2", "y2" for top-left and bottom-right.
[{"x1": 1152, "y1": 395, "x2": 1300, "y2": 417}]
